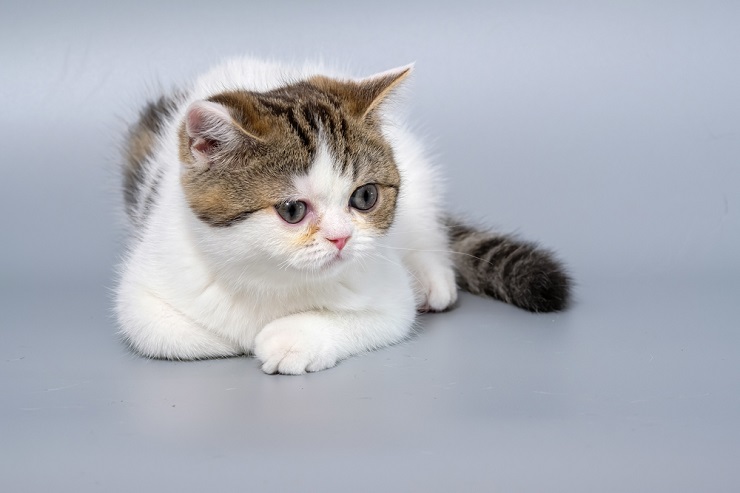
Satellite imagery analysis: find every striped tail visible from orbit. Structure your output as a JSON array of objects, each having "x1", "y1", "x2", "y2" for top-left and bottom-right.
[{"x1": 446, "y1": 218, "x2": 571, "y2": 312}]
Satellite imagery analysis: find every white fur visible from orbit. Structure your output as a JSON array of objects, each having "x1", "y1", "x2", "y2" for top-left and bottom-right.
[{"x1": 116, "y1": 57, "x2": 456, "y2": 373}]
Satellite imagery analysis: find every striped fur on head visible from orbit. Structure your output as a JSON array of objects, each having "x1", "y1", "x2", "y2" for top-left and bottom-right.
[
  {"x1": 446, "y1": 218, "x2": 571, "y2": 312},
  {"x1": 177, "y1": 70, "x2": 409, "y2": 230}
]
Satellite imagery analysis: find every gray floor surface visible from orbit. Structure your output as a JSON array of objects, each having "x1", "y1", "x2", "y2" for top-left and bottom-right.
[
  {"x1": 3, "y1": 279, "x2": 740, "y2": 491},
  {"x1": 2, "y1": 1, "x2": 739, "y2": 492}
]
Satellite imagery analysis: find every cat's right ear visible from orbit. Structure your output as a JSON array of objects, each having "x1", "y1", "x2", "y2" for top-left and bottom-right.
[{"x1": 180, "y1": 101, "x2": 261, "y2": 170}]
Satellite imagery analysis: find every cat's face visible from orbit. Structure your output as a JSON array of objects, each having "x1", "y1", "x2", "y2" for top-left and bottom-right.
[
  {"x1": 239, "y1": 142, "x2": 398, "y2": 274},
  {"x1": 178, "y1": 69, "x2": 409, "y2": 276}
]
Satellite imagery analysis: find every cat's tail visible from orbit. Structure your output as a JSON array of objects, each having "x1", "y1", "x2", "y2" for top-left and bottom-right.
[{"x1": 445, "y1": 217, "x2": 571, "y2": 312}]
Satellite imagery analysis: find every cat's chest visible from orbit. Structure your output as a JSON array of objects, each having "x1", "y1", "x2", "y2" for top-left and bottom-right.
[{"x1": 184, "y1": 278, "x2": 333, "y2": 343}]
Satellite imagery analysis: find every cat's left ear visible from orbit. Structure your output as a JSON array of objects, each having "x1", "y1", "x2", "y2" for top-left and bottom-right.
[
  {"x1": 179, "y1": 100, "x2": 262, "y2": 170},
  {"x1": 310, "y1": 64, "x2": 413, "y2": 120}
]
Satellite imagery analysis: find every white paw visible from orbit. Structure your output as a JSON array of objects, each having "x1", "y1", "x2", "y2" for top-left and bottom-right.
[
  {"x1": 413, "y1": 263, "x2": 458, "y2": 312},
  {"x1": 254, "y1": 317, "x2": 338, "y2": 375}
]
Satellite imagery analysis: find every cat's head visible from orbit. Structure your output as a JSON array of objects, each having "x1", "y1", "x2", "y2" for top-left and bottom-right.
[{"x1": 178, "y1": 66, "x2": 411, "y2": 280}]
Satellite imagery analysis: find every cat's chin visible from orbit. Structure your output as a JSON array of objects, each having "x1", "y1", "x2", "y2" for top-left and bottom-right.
[
  {"x1": 318, "y1": 254, "x2": 347, "y2": 272},
  {"x1": 310, "y1": 251, "x2": 353, "y2": 276}
]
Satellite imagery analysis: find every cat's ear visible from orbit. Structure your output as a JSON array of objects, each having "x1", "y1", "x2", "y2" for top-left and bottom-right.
[
  {"x1": 311, "y1": 64, "x2": 413, "y2": 120},
  {"x1": 180, "y1": 100, "x2": 261, "y2": 169}
]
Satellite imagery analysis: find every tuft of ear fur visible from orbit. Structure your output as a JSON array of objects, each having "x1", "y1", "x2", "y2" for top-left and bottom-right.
[
  {"x1": 180, "y1": 101, "x2": 262, "y2": 170},
  {"x1": 184, "y1": 101, "x2": 235, "y2": 168},
  {"x1": 310, "y1": 64, "x2": 413, "y2": 119}
]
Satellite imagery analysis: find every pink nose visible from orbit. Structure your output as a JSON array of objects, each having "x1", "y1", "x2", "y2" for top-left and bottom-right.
[{"x1": 328, "y1": 236, "x2": 350, "y2": 251}]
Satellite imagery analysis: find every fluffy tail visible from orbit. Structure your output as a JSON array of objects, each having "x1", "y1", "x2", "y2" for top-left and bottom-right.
[{"x1": 446, "y1": 218, "x2": 571, "y2": 312}]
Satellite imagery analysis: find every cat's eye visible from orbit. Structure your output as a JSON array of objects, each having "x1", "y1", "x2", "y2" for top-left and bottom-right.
[
  {"x1": 275, "y1": 200, "x2": 307, "y2": 224},
  {"x1": 349, "y1": 184, "x2": 378, "y2": 211}
]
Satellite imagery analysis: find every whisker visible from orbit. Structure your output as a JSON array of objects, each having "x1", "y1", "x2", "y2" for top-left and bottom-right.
[
  {"x1": 375, "y1": 244, "x2": 497, "y2": 268},
  {"x1": 365, "y1": 251, "x2": 425, "y2": 289}
]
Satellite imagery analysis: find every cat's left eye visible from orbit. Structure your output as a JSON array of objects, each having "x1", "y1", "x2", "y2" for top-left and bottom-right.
[
  {"x1": 349, "y1": 184, "x2": 378, "y2": 211},
  {"x1": 275, "y1": 200, "x2": 307, "y2": 224}
]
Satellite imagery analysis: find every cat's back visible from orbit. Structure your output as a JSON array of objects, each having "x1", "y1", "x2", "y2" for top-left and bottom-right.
[{"x1": 122, "y1": 91, "x2": 185, "y2": 228}]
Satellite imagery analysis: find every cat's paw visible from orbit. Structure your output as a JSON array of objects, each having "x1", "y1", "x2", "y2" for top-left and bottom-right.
[
  {"x1": 254, "y1": 317, "x2": 338, "y2": 375},
  {"x1": 412, "y1": 262, "x2": 458, "y2": 312}
]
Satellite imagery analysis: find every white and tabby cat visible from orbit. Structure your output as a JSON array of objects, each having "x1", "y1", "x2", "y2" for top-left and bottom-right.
[{"x1": 116, "y1": 57, "x2": 570, "y2": 374}]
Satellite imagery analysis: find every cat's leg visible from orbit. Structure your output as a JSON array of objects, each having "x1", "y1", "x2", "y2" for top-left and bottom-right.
[
  {"x1": 254, "y1": 308, "x2": 415, "y2": 374},
  {"x1": 391, "y1": 208, "x2": 458, "y2": 312},
  {"x1": 116, "y1": 282, "x2": 242, "y2": 360},
  {"x1": 253, "y1": 265, "x2": 417, "y2": 374},
  {"x1": 400, "y1": 228, "x2": 458, "y2": 312},
  {"x1": 390, "y1": 131, "x2": 458, "y2": 312}
]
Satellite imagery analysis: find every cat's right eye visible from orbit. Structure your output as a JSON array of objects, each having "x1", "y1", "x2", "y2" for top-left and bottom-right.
[
  {"x1": 275, "y1": 200, "x2": 307, "y2": 224},
  {"x1": 349, "y1": 184, "x2": 378, "y2": 211}
]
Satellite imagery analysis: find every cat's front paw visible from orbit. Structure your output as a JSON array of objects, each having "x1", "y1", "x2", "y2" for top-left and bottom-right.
[
  {"x1": 410, "y1": 261, "x2": 458, "y2": 312},
  {"x1": 254, "y1": 317, "x2": 338, "y2": 375}
]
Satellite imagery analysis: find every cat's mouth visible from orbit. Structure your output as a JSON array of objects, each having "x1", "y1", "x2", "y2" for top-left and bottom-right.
[{"x1": 318, "y1": 250, "x2": 348, "y2": 271}]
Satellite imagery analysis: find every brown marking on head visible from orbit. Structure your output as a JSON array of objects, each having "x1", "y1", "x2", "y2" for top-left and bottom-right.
[
  {"x1": 178, "y1": 67, "x2": 410, "y2": 232},
  {"x1": 309, "y1": 65, "x2": 412, "y2": 119}
]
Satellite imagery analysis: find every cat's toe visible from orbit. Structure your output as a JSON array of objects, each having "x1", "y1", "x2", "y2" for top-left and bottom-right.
[
  {"x1": 269, "y1": 352, "x2": 311, "y2": 375},
  {"x1": 254, "y1": 322, "x2": 337, "y2": 375},
  {"x1": 416, "y1": 266, "x2": 458, "y2": 312}
]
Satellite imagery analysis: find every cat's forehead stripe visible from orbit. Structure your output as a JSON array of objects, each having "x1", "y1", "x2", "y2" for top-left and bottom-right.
[
  {"x1": 253, "y1": 86, "x2": 350, "y2": 163},
  {"x1": 243, "y1": 83, "x2": 365, "y2": 177},
  {"x1": 238, "y1": 81, "x2": 397, "y2": 183},
  {"x1": 294, "y1": 140, "x2": 353, "y2": 207},
  {"x1": 181, "y1": 80, "x2": 401, "y2": 228}
]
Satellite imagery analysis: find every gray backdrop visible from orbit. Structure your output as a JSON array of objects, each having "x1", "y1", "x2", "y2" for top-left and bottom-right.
[{"x1": 2, "y1": 1, "x2": 739, "y2": 491}]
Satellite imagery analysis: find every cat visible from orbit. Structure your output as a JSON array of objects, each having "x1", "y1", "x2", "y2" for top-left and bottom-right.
[{"x1": 115, "y1": 57, "x2": 570, "y2": 374}]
